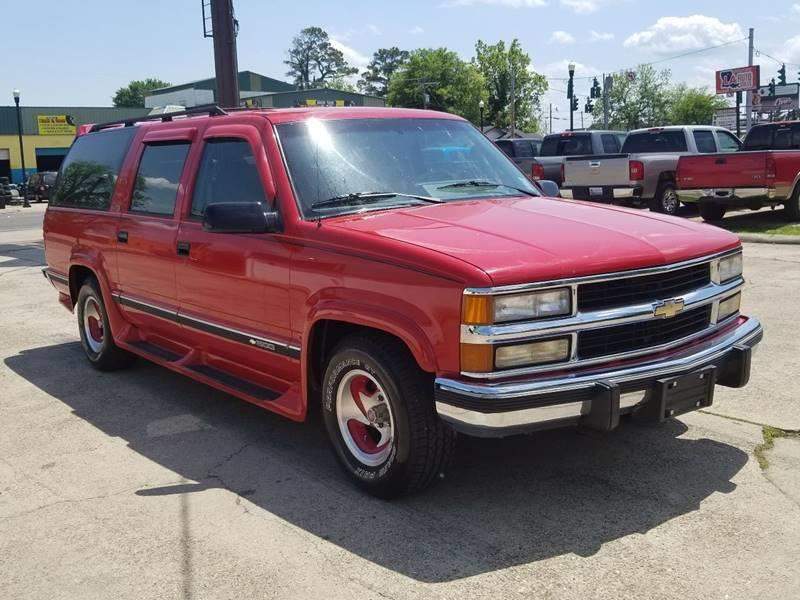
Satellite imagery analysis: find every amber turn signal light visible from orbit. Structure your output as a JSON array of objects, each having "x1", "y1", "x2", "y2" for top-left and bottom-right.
[
  {"x1": 462, "y1": 295, "x2": 493, "y2": 325},
  {"x1": 460, "y1": 343, "x2": 494, "y2": 373}
]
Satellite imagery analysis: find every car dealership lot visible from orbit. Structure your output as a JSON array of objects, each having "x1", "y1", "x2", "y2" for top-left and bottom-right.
[{"x1": 2, "y1": 204, "x2": 799, "y2": 599}]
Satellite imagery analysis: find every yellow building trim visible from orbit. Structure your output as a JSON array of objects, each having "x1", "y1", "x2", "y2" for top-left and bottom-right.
[{"x1": 0, "y1": 134, "x2": 75, "y2": 170}]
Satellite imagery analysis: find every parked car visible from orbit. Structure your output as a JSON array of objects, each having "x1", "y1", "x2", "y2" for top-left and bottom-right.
[
  {"x1": 0, "y1": 177, "x2": 10, "y2": 209},
  {"x1": 561, "y1": 126, "x2": 742, "y2": 214},
  {"x1": 42, "y1": 106, "x2": 762, "y2": 498},
  {"x1": 26, "y1": 171, "x2": 58, "y2": 202},
  {"x1": 676, "y1": 121, "x2": 800, "y2": 222},
  {"x1": 531, "y1": 130, "x2": 627, "y2": 186},
  {"x1": 495, "y1": 136, "x2": 542, "y2": 176}
]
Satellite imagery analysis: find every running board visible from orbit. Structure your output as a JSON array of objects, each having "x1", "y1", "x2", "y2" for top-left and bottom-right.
[
  {"x1": 187, "y1": 364, "x2": 280, "y2": 403},
  {"x1": 129, "y1": 340, "x2": 183, "y2": 363}
]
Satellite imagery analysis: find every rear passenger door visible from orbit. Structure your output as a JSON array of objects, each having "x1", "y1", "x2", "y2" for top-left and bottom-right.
[
  {"x1": 175, "y1": 127, "x2": 294, "y2": 379},
  {"x1": 114, "y1": 128, "x2": 194, "y2": 332},
  {"x1": 692, "y1": 130, "x2": 718, "y2": 154}
]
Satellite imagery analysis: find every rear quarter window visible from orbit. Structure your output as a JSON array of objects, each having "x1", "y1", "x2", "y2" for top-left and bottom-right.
[
  {"x1": 622, "y1": 131, "x2": 688, "y2": 153},
  {"x1": 51, "y1": 127, "x2": 136, "y2": 210},
  {"x1": 743, "y1": 126, "x2": 773, "y2": 150},
  {"x1": 540, "y1": 134, "x2": 592, "y2": 156}
]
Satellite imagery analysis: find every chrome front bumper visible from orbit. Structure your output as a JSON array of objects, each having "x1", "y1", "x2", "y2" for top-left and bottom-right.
[{"x1": 435, "y1": 317, "x2": 762, "y2": 437}]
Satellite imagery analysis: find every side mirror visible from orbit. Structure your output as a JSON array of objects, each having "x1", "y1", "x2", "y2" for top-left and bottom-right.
[
  {"x1": 536, "y1": 180, "x2": 561, "y2": 198},
  {"x1": 203, "y1": 202, "x2": 282, "y2": 234}
]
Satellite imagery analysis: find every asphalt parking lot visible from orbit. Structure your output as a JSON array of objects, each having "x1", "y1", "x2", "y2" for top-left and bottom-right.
[{"x1": 2, "y1": 203, "x2": 799, "y2": 599}]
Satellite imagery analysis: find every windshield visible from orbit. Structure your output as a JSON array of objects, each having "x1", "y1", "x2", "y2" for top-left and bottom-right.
[
  {"x1": 622, "y1": 130, "x2": 688, "y2": 153},
  {"x1": 276, "y1": 118, "x2": 539, "y2": 218},
  {"x1": 540, "y1": 134, "x2": 592, "y2": 156}
]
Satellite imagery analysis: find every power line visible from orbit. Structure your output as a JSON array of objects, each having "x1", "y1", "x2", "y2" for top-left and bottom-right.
[{"x1": 756, "y1": 48, "x2": 800, "y2": 68}]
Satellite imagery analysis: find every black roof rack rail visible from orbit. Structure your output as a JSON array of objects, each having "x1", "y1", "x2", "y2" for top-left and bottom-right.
[{"x1": 88, "y1": 104, "x2": 228, "y2": 133}]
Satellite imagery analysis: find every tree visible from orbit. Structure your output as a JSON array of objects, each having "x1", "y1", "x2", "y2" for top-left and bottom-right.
[
  {"x1": 669, "y1": 85, "x2": 728, "y2": 125},
  {"x1": 387, "y1": 48, "x2": 487, "y2": 123},
  {"x1": 594, "y1": 65, "x2": 673, "y2": 130},
  {"x1": 326, "y1": 77, "x2": 357, "y2": 93},
  {"x1": 285, "y1": 27, "x2": 357, "y2": 89},
  {"x1": 358, "y1": 47, "x2": 410, "y2": 96},
  {"x1": 112, "y1": 78, "x2": 171, "y2": 108},
  {"x1": 473, "y1": 39, "x2": 548, "y2": 132}
]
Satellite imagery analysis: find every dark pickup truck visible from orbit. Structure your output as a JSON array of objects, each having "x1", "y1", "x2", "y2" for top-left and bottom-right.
[{"x1": 531, "y1": 130, "x2": 627, "y2": 186}]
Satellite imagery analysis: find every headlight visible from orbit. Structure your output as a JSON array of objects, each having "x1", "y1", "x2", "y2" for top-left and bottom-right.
[
  {"x1": 716, "y1": 252, "x2": 743, "y2": 283},
  {"x1": 718, "y1": 292, "x2": 741, "y2": 321},
  {"x1": 495, "y1": 337, "x2": 571, "y2": 369},
  {"x1": 463, "y1": 287, "x2": 572, "y2": 325}
]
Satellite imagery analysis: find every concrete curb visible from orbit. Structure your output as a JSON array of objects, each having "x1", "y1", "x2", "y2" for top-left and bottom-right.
[{"x1": 737, "y1": 232, "x2": 800, "y2": 245}]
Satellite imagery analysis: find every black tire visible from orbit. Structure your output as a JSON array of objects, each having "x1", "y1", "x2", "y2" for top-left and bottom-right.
[
  {"x1": 784, "y1": 186, "x2": 800, "y2": 221},
  {"x1": 76, "y1": 278, "x2": 136, "y2": 371},
  {"x1": 649, "y1": 182, "x2": 680, "y2": 215},
  {"x1": 699, "y1": 203, "x2": 727, "y2": 223},
  {"x1": 321, "y1": 333, "x2": 456, "y2": 498}
]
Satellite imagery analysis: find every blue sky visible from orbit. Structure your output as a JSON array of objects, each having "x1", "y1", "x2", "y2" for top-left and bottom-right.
[{"x1": 3, "y1": 0, "x2": 799, "y2": 130}]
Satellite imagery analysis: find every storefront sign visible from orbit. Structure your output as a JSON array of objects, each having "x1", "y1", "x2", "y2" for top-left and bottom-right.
[
  {"x1": 716, "y1": 66, "x2": 760, "y2": 94},
  {"x1": 37, "y1": 115, "x2": 77, "y2": 136}
]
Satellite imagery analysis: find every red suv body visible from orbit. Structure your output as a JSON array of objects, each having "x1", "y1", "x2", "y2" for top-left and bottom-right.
[{"x1": 43, "y1": 107, "x2": 762, "y2": 497}]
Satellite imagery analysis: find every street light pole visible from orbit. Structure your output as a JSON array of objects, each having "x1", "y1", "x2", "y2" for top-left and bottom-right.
[
  {"x1": 568, "y1": 62, "x2": 576, "y2": 132},
  {"x1": 13, "y1": 90, "x2": 27, "y2": 184},
  {"x1": 479, "y1": 99, "x2": 485, "y2": 133}
]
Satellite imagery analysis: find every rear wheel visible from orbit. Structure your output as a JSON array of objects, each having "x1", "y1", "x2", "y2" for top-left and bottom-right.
[
  {"x1": 699, "y1": 203, "x2": 727, "y2": 223},
  {"x1": 784, "y1": 186, "x2": 800, "y2": 221},
  {"x1": 76, "y1": 278, "x2": 136, "y2": 371},
  {"x1": 322, "y1": 334, "x2": 456, "y2": 498},
  {"x1": 649, "y1": 183, "x2": 680, "y2": 215}
]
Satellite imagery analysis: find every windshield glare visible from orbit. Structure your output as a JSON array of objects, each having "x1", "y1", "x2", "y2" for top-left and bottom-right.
[{"x1": 276, "y1": 118, "x2": 539, "y2": 217}]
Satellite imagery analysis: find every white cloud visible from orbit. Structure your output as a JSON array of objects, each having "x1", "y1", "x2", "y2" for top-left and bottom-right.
[
  {"x1": 624, "y1": 15, "x2": 744, "y2": 54},
  {"x1": 330, "y1": 38, "x2": 370, "y2": 69},
  {"x1": 560, "y1": 0, "x2": 604, "y2": 14},
  {"x1": 793, "y1": 3, "x2": 800, "y2": 14},
  {"x1": 409, "y1": 25, "x2": 424, "y2": 35},
  {"x1": 541, "y1": 59, "x2": 602, "y2": 79},
  {"x1": 442, "y1": 0, "x2": 547, "y2": 7},
  {"x1": 549, "y1": 30, "x2": 576, "y2": 45},
  {"x1": 589, "y1": 30, "x2": 614, "y2": 42},
  {"x1": 782, "y1": 34, "x2": 800, "y2": 64},
  {"x1": 365, "y1": 24, "x2": 382, "y2": 35}
]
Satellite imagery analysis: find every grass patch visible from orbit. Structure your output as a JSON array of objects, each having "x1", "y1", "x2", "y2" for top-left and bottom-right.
[
  {"x1": 711, "y1": 209, "x2": 800, "y2": 236},
  {"x1": 754, "y1": 426, "x2": 800, "y2": 469}
]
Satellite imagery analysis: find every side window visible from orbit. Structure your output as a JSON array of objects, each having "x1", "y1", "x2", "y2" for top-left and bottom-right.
[
  {"x1": 130, "y1": 143, "x2": 190, "y2": 216},
  {"x1": 743, "y1": 126, "x2": 772, "y2": 150},
  {"x1": 191, "y1": 139, "x2": 266, "y2": 218},
  {"x1": 716, "y1": 131, "x2": 741, "y2": 153},
  {"x1": 601, "y1": 134, "x2": 621, "y2": 153},
  {"x1": 693, "y1": 130, "x2": 717, "y2": 153},
  {"x1": 792, "y1": 125, "x2": 800, "y2": 149},
  {"x1": 513, "y1": 140, "x2": 534, "y2": 158},
  {"x1": 774, "y1": 128, "x2": 793, "y2": 150},
  {"x1": 51, "y1": 127, "x2": 136, "y2": 210},
  {"x1": 495, "y1": 140, "x2": 514, "y2": 157}
]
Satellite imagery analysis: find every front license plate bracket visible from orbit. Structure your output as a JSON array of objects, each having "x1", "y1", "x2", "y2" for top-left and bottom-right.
[{"x1": 635, "y1": 366, "x2": 717, "y2": 423}]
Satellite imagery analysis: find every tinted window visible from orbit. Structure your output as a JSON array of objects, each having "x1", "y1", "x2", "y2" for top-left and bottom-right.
[
  {"x1": 191, "y1": 139, "x2": 266, "y2": 218},
  {"x1": 716, "y1": 131, "x2": 741, "y2": 153},
  {"x1": 513, "y1": 140, "x2": 535, "y2": 158},
  {"x1": 621, "y1": 130, "x2": 688, "y2": 153},
  {"x1": 601, "y1": 134, "x2": 621, "y2": 153},
  {"x1": 530, "y1": 140, "x2": 541, "y2": 156},
  {"x1": 743, "y1": 126, "x2": 772, "y2": 150},
  {"x1": 693, "y1": 130, "x2": 717, "y2": 153},
  {"x1": 51, "y1": 128, "x2": 135, "y2": 210},
  {"x1": 495, "y1": 140, "x2": 514, "y2": 157},
  {"x1": 277, "y1": 118, "x2": 538, "y2": 218},
  {"x1": 540, "y1": 134, "x2": 593, "y2": 156},
  {"x1": 773, "y1": 128, "x2": 793, "y2": 149},
  {"x1": 130, "y1": 143, "x2": 190, "y2": 216}
]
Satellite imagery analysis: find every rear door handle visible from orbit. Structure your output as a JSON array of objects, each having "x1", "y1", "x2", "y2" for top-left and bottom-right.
[
  {"x1": 117, "y1": 230, "x2": 128, "y2": 243},
  {"x1": 176, "y1": 241, "x2": 191, "y2": 256}
]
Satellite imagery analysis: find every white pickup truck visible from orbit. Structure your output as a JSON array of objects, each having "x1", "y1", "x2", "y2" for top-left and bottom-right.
[{"x1": 560, "y1": 126, "x2": 742, "y2": 215}]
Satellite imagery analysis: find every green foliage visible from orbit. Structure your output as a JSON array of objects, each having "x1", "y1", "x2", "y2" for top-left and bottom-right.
[
  {"x1": 112, "y1": 78, "x2": 171, "y2": 108},
  {"x1": 358, "y1": 47, "x2": 410, "y2": 97},
  {"x1": 387, "y1": 48, "x2": 487, "y2": 123},
  {"x1": 473, "y1": 39, "x2": 547, "y2": 132},
  {"x1": 285, "y1": 27, "x2": 357, "y2": 89},
  {"x1": 596, "y1": 65, "x2": 673, "y2": 130},
  {"x1": 326, "y1": 77, "x2": 357, "y2": 93},
  {"x1": 669, "y1": 85, "x2": 729, "y2": 125}
]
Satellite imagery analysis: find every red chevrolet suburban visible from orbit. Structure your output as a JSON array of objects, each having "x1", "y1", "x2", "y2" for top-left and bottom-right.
[
  {"x1": 676, "y1": 121, "x2": 800, "y2": 221},
  {"x1": 43, "y1": 106, "x2": 762, "y2": 497}
]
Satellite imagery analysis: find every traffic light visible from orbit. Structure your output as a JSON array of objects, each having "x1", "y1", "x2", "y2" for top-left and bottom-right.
[
  {"x1": 769, "y1": 78, "x2": 776, "y2": 97},
  {"x1": 585, "y1": 98, "x2": 594, "y2": 113},
  {"x1": 590, "y1": 77, "x2": 601, "y2": 99},
  {"x1": 778, "y1": 64, "x2": 787, "y2": 86},
  {"x1": 572, "y1": 96, "x2": 579, "y2": 112}
]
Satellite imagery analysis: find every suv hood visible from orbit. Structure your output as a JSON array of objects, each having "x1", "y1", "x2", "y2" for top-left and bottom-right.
[{"x1": 329, "y1": 197, "x2": 740, "y2": 286}]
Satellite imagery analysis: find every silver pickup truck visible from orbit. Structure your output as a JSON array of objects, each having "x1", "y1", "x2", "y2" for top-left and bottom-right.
[
  {"x1": 531, "y1": 130, "x2": 627, "y2": 186},
  {"x1": 561, "y1": 126, "x2": 742, "y2": 215}
]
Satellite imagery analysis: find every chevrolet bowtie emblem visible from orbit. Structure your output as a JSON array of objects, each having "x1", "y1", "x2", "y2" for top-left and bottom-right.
[{"x1": 653, "y1": 298, "x2": 685, "y2": 319}]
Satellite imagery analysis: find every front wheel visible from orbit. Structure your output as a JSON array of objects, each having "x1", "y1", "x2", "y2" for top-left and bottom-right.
[
  {"x1": 76, "y1": 278, "x2": 136, "y2": 371},
  {"x1": 649, "y1": 183, "x2": 680, "y2": 215},
  {"x1": 322, "y1": 334, "x2": 456, "y2": 498},
  {"x1": 699, "y1": 203, "x2": 727, "y2": 222},
  {"x1": 784, "y1": 187, "x2": 800, "y2": 221}
]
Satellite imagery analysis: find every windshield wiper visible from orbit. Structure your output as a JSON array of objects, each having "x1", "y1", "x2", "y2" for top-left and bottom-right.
[
  {"x1": 311, "y1": 191, "x2": 443, "y2": 211},
  {"x1": 436, "y1": 180, "x2": 539, "y2": 197}
]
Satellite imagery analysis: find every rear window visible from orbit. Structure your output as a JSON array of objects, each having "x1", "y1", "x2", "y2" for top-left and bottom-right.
[
  {"x1": 512, "y1": 140, "x2": 535, "y2": 158},
  {"x1": 601, "y1": 134, "x2": 621, "y2": 153},
  {"x1": 744, "y1": 124, "x2": 800, "y2": 150},
  {"x1": 693, "y1": 130, "x2": 717, "y2": 153},
  {"x1": 540, "y1": 134, "x2": 592, "y2": 156},
  {"x1": 622, "y1": 130, "x2": 688, "y2": 153},
  {"x1": 51, "y1": 128, "x2": 136, "y2": 210}
]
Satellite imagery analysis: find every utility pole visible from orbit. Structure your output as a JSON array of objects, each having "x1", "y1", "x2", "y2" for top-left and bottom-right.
[
  {"x1": 549, "y1": 103, "x2": 553, "y2": 134},
  {"x1": 210, "y1": 0, "x2": 239, "y2": 107},
  {"x1": 580, "y1": 111, "x2": 584, "y2": 130},
  {"x1": 603, "y1": 73, "x2": 610, "y2": 129},
  {"x1": 746, "y1": 27, "x2": 754, "y2": 132},
  {"x1": 567, "y1": 62, "x2": 576, "y2": 132},
  {"x1": 509, "y1": 67, "x2": 516, "y2": 138}
]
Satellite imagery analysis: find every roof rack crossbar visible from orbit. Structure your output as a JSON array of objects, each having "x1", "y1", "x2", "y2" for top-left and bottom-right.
[{"x1": 89, "y1": 104, "x2": 228, "y2": 133}]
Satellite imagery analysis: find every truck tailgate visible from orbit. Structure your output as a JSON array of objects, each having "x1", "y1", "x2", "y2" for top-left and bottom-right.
[
  {"x1": 563, "y1": 154, "x2": 629, "y2": 187},
  {"x1": 676, "y1": 152, "x2": 767, "y2": 189}
]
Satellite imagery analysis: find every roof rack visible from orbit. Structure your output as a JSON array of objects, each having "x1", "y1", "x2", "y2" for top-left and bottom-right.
[{"x1": 88, "y1": 104, "x2": 228, "y2": 133}]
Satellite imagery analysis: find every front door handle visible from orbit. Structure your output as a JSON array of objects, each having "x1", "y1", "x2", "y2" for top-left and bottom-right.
[
  {"x1": 176, "y1": 241, "x2": 191, "y2": 256},
  {"x1": 117, "y1": 230, "x2": 128, "y2": 243}
]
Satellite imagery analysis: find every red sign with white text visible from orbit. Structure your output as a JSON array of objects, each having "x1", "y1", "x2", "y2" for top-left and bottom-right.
[{"x1": 716, "y1": 66, "x2": 761, "y2": 94}]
